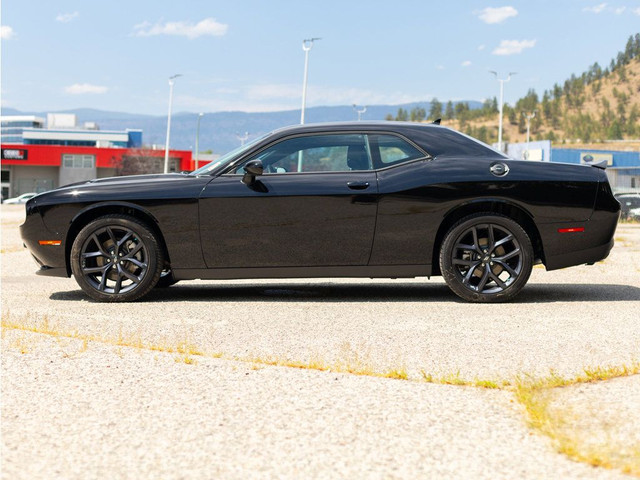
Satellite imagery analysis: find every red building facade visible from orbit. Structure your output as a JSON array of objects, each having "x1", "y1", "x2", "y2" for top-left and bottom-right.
[{"x1": 1, "y1": 144, "x2": 193, "y2": 199}]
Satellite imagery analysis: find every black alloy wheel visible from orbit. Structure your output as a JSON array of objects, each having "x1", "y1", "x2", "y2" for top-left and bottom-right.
[
  {"x1": 70, "y1": 215, "x2": 163, "y2": 302},
  {"x1": 439, "y1": 213, "x2": 533, "y2": 302}
]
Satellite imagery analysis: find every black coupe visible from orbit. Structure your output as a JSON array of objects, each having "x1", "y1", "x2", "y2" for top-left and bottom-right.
[{"x1": 20, "y1": 122, "x2": 620, "y2": 302}]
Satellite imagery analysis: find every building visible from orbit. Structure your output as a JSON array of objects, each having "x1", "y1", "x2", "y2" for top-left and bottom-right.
[
  {"x1": 2, "y1": 113, "x2": 142, "y2": 148},
  {"x1": 551, "y1": 148, "x2": 640, "y2": 193},
  {"x1": 1, "y1": 113, "x2": 193, "y2": 200},
  {"x1": 1, "y1": 144, "x2": 193, "y2": 200},
  {"x1": 1, "y1": 115, "x2": 45, "y2": 144},
  {"x1": 505, "y1": 140, "x2": 640, "y2": 193}
]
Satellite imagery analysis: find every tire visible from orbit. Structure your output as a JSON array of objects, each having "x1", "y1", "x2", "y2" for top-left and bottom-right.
[
  {"x1": 439, "y1": 213, "x2": 533, "y2": 303},
  {"x1": 155, "y1": 269, "x2": 179, "y2": 288},
  {"x1": 70, "y1": 215, "x2": 164, "y2": 302}
]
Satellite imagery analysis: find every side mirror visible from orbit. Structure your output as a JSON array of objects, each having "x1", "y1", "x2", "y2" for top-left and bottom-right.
[{"x1": 241, "y1": 159, "x2": 264, "y2": 186}]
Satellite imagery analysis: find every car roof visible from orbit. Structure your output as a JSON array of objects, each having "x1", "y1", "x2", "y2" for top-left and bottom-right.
[{"x1": 270, "y1": 121, "x2": 444, "y2": 135}]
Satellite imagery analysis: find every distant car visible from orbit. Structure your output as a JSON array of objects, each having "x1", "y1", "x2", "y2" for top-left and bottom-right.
[
  {"x1": 20, "y1": 122, "x2": 620, "y2": 303},
  {"x1": 615, "y1": 193, "x2": 640, "y2": 219},
  {"x1": 628, "y1": 207, "x2": 640, "y2": 221},
  {"x1": 3, "y1": 192, "x2": 37, "y2": 204}
]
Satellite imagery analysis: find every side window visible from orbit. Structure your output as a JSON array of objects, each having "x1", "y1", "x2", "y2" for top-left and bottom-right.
[
  {"x1": 237, "y1": 134, "x2": 371, "y2": 174},
  {"x1": 369, "y1": 134, "x2": 425, "y2": 168}
]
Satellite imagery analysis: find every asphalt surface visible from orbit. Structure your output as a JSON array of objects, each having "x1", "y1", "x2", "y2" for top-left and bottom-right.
[{"x1": 2, "y1": 204, "x2": 639, "y2": 479}]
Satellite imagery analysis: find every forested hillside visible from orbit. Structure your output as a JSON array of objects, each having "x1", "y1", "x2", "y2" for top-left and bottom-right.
[{"x1": 393, "y1": 34, "x2": 640, "y2": 147}]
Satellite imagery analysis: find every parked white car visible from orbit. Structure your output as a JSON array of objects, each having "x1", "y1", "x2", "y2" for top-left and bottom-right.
[
  {"x1": 2, "y1": 192, "x2": 37, "y2": 204},
  {"x1": 628, "y1": 207, "x2": 640, "y2": 221}
]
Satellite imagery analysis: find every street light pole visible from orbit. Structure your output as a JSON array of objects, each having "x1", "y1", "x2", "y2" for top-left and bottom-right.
[
  {"x1": 195, "y1": 112, "x2": 204, "y2": 171},
  {"x1": 236, "y1": 132, "x2": 249, "y2": 146},
  {"x1": 300, "y1": 37, "x2": 321, "y2": 125},
  {"x1": 353, "y1": 104, "x2": 367, "y2": 121},
  {"x1": 489, "y1": 71, "x2": 516, "y2": 153},
  {"x1": 523, "y1": 111, "x2": 536, "y2": 159},
  {"x1": 164, "y1": 74, "x2": 182, "y2": 174}
]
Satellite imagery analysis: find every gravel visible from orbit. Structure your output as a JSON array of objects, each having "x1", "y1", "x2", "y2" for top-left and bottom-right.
[{"x1": 2, "y1": 204, "x2": 639, "y2": 479}]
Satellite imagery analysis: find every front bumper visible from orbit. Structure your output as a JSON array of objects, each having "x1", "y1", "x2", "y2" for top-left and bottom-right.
[{"x1": 20, "y1": 208, "x2": 69, "y2": 277}]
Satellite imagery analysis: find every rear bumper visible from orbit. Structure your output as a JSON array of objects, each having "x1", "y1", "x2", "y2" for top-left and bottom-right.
[{"x1": 545, "y1": 237, "x2": 614, "y2": 271}]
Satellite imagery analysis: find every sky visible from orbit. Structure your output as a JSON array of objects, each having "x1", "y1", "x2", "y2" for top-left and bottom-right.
[{"x1": 1, "y1": 1, "x2": 640, "y2": 116}]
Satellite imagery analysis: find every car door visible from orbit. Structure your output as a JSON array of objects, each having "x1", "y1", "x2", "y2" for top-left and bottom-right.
[{"x1": 199, "y1": 133, "x2": 378, "y2": 268}]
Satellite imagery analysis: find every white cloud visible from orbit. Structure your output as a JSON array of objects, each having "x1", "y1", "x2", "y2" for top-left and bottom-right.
[
  {"x1": 477, "y1": 6, "x2": 518, "y2": 24},
  {"x1": 174, "y1": 84, "x2": 422, "y2": 113},
  {"x1": 478, "y1": 44, "x2": 486, "y2": 51},
  {"x1": 633, "y1": 7, "x2": 640, "y2": 15},
  {"x1": 1, "y1": 25, "x2": 15, "y2": 39},
  {"x1": 65, "y1": 83, "x2": 108, "y2": 94},
  {"x1": 436, "y1": 65, "x2": 445, "y2": 70},
  {"x1": 133, "y1": 18, "x2": 228, "y2": 39},
  {"x1": 461, "y1": 60, "x2": 472, "y2": 67},
  {"x1": 492, "y1": 39, "x2": 536, "y2": 55},
  {"x1": 614, "y1": 6, "x2": 626, "y2": 14},
  {"x1": 56, "y1": 12, "x2": 79, "y2": 23},
  {"x1": 582, "y1": 3, "x2": 607, "y2": 13},
  {"x1": 246, "y1": 84, "x2": 418, "y2": 107}
]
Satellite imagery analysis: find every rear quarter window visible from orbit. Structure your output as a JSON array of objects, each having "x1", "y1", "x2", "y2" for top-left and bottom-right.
[{"x1": 369, "y1": 134, "x2": 426, "y2": 168}]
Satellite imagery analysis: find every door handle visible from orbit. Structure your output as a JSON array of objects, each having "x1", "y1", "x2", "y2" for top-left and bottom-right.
[{"x1": 347, "y1": 181, "x2": 370, "y2": 190}]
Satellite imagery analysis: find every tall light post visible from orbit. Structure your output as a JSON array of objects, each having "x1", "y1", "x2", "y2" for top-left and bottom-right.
[
  {"x1": 489, "y1": 71, "x2": 516, "y2": 153},
  {"x1": 194, "y1": 112, "x2": 204, "y2": 170},
  {"x1": 353, "y1": 104, "x2": 367, "y2": 121},
  {"x1": 236, "y1": 132, "x2": 249, "y2": 146},
  {"x1": 523, "y1": 110, "x2": 536, "y2": 160},
  {"x1": 300, "y1": 37, "x2": 321, "y2": 125},
  {"x1": 164, "y1": 74, "x2": 182, "y2": 174}
]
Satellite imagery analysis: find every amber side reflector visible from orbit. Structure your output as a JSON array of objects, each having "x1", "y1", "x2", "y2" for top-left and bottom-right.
[
  {"x1": 38, "y1": 240, "x2": 62, "y2": 246},
  {"x1": 557, "y1": 227, "x2": 585, "y2": 233}
]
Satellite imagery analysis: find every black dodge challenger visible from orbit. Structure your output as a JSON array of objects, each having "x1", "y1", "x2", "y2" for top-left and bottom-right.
[{"x1": 20, "y1": 122, "x2": 620, "y2": 303}]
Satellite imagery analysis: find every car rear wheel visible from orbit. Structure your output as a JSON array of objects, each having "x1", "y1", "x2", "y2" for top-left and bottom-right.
[
  {"x1": 439, "y1": 213, "x2": 533, "y2": 302},
  {"x1": 70, "y1": 215, "x2": 163, "y2": 302}
]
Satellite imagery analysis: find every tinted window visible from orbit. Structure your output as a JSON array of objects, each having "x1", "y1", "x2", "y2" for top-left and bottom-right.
[
  {"x1": 238, "y1": 134, "x2": 371, "y2": 173},
  {"x1": 369, "y1": 134, "x2": 425, "y2": 168}
]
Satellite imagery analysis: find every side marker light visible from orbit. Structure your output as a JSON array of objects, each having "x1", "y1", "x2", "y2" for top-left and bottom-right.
[
  {"x1": 557, "y1": 227, "x2": 585, "y2": 233},
  {"x1": 38, "y1": 240, "x2": 62, "y2": 246}
]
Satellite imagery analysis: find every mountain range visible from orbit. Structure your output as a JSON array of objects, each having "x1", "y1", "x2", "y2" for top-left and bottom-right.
[{"x1": 1, "y1": 101, "x2": 482, "y2": 154}]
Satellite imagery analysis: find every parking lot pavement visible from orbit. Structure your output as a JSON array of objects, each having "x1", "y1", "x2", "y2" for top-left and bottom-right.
[
  {"x1": 2, "y1": 204, "x2": 639, "y2": 478},
  {"x1": 1, "y1": 331, "x2": 630, "y2": 480}
]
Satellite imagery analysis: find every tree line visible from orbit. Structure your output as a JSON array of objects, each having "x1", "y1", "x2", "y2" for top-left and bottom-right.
[{"x1": 386, "y1": 34, "x2": 640, "y2": 144}]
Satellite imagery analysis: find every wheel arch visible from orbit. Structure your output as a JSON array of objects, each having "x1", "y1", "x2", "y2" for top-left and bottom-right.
[
  {"x1": 431, "y1": 199, "x2": 544, "y2": 276},
  {"x1": 65, "y1": 202, "x2": 170, "y2": 276}
]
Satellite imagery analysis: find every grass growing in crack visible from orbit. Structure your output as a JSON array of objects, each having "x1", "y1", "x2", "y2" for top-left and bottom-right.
[
  {"x1": 3, "y1": 311, "x2": 640, "y2": 476},
  {"x1": 515, "y1": 362, "x2": 640, "y2": 476}
]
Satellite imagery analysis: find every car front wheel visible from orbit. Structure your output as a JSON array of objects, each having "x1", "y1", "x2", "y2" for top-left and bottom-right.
[
  {"x1": 70, "y1": 215, "x2": 163, "y2": 302},
  {"x1": 439, "y1": 213, "x2": 533, "y2": 302}
]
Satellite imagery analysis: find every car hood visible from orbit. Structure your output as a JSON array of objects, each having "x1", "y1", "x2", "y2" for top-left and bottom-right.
[
  {"x1": 28, "y1": 173, "x2": 209, "y2": 207},
  {"x1": 60, "y1": 173, "x2": 187, "y2": 189}
]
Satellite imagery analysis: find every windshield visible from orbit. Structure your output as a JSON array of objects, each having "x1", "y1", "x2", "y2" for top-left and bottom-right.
[{"x1": 189, "y1": 133, "x2": 270, "y2": 176}]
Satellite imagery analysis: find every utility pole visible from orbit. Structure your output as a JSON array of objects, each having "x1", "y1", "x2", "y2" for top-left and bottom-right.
[
  {"x1": 300, "y1": 37, "x2": 321, "y2": 125},
  {"x1": 195, "y1": 112, "x2": 204, "y2": 170},
  {"x1": 353, "y1": 104, "x2": 367, "y2": 121},
  {"x1": 489, "y1": 71, "x2": 516, "y2": 153},
  {"x1": 523, "y1": 111, "x2": 536, "y2": 160},
  {"x1": 236, "y1": 132, "x2": 249, "y2": 146},
  {"x1": 164, "y1": 74, "x2": 182, "y2": 174}
]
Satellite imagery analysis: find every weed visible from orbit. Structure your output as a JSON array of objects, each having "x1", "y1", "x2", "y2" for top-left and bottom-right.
[
  {"x1": 175, "y1": 354, "x2": 197, "y2": 365},
  {"x1": 2, "y1": 311, "x2": 639, "y2": 475},
  {"x1": 515, "y1": 362, "x2": 640, "y2": 476}
]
